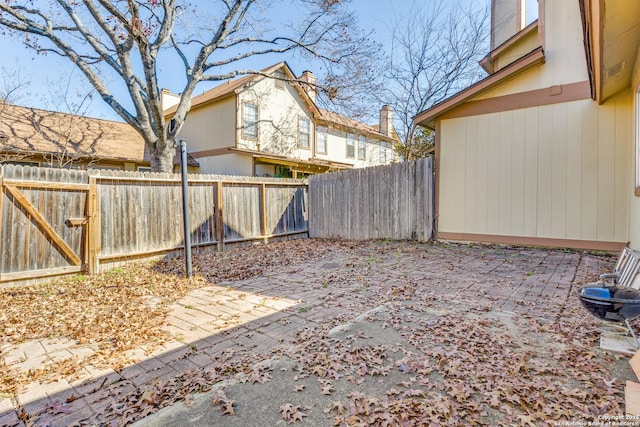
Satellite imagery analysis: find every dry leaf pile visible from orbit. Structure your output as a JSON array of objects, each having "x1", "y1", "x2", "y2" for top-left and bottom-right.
[
  {"x1": 0, "y1": 239, "x2": 626, "y2": 427},
  {"x1": 263, "y1": 243, "x2": 625, "y2": 427},
  {"x1": 0, "y1": 240, "x2": 344, "y2": 396},
  {"x1": 271, "y1": 302, "x2": 625, "y2": 426}
]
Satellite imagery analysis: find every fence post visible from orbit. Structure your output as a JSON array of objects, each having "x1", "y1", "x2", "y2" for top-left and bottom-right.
[
  {"x1": 261, "y1": 183, "x2": 267, "y2": 243},
  {"x1": 179, "y1": 140, "x2": 193, "y2": 278},
  {"x1": 216, "y1": 181, "x2": 224, "y2": 252},
  {"x1": 87, "y1": 176, "x2": 99, "y2": 275}
]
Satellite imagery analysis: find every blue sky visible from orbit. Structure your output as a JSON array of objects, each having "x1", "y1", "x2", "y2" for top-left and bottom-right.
[{"x1": 0, "y1": 0, "x2": 489, "y2": 121}]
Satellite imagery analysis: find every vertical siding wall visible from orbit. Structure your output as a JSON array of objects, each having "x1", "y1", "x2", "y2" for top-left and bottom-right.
[
  {"x1": 308, "y1": 158, "x2": 433, "y2": 241},
  {"x1": 438, "y1": 93, "x2": 632, "y2": 246},
  {"x1": 629, "y1": 86, "x2": 640, "y2": 249}
]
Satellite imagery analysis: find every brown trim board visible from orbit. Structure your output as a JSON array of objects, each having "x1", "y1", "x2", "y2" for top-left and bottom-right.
[
  {"x1": 538, "y1": 0, "x2": 546, "y2": 50},
  {"x1": 190, "y1": 147, "x2": 234, "y2": 158},
  {"x1": 438, "y1": 231, "x2": 625, "y2": 252},
  {"x1": 440, "y1": 81, "x2": 592, "y2": 121},
  {"x1": 414, "y1": 47, "x2": 545, "y2": 128},
  {"x1": 482, "y1": 20, "x2": 539, "y2": 73}
]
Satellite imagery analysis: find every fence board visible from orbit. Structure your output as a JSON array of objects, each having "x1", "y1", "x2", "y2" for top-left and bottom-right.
[
  {"x1": 0, "y1": 165, "x2": 308, "y2": 283},
  {"x1": 2, "y1": 159, "x2": 432, "y2": 285},
  {"x1": 309, "y1": 158, "x2": 433, "y2": 241},
  {"x1": 0, "y1": 165, "x2": 89, "y2": 280}
]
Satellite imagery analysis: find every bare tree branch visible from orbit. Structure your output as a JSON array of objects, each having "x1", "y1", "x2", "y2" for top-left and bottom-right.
[
  {"x1": 0, "y1": 0, "x2": 379, "y2": 172},
  {"x1": 383, "y1": 0, "x2": 489, "y2": 160}
]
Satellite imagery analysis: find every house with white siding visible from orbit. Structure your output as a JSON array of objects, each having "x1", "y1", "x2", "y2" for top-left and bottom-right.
[
  {"x1": 413, "y1": 0, "x2": 640, "y2": 251},
  {"x1": 163, "y1": 62, "x2": 399, "y2": 178}
]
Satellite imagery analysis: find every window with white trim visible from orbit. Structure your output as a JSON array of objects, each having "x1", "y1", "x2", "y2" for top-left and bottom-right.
[
  {"x1": 358, "y1": 136, "x2": 366, "y2": 160},
  {"x1": 298, "y1": 117, "x2": 311, "y2": 148},
  {"x1": 317, "y1": 126, "x2": 327, "y2": 154},
  {"x1": 381, "y1": 142, "x2": 388, "y2": 163},
  {"x1": 346, "y1": 134, "x2": 355, "y2": 158},
  {"x1": 243, "y1": 103, "x2": 258, "y2": 139}
]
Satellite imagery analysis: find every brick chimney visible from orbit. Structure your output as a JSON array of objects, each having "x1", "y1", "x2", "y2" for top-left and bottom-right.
[
  {"x1": 379, "y1": 105, "x2": 393, "y2": 136},
  {"x1": 298, "y1": 70, "x2": 317, "y2": 103}
]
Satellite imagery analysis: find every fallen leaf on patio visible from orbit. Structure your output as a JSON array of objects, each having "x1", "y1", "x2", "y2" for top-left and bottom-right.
[
  {"x1": 280, "y1": 403, "x2": 306, "y2": 424},
  {"x1": 324, "y1": 401, "x2": 346, "y2": 415},
  {"x1": 321, "y1": 383, "x2": 334, "y2": 395},
  {"x1": 212, "y1": 390, "x2": 237, "y2": 416}
]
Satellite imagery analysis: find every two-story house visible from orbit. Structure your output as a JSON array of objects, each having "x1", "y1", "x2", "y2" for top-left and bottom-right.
[
  {"x1": 163, "y1": 62, "x2": 399, "y2": 178},
  {"x1": 413, "y1": 0, "x2": 640, "y2": 251}
]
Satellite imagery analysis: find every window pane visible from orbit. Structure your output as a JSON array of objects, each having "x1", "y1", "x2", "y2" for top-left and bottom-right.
[
  {"x1": 299, "y1": 117, "x2": 310, "y2": 148},
  {"x1": 317, "y1": 126, "x2": 327, "y2": 153},
  {"x1": 525, "y1": 0, "x2": 538, "y2": 26},
  {"x1": 244, "y1": 103, "x2": 258, "y2": 138},
  {"x1": 358, "y1": 136, "x2": 366, "y2": 160},
  {"x1": 346, "y1": 134, "x2": 355, "y2": 158}
]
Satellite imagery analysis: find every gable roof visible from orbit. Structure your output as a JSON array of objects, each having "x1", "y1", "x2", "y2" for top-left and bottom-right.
[
  {"x1": 0, "y1": 103, "x2": 198, "y2": 167},
  {"x1": 165, "y1": 62, "x2": 399, "y2": 142},
  {"x1": 317, "y1": 108, "x2": 398, "y2": 142},
  {"x1": 164, "y1": 62, "x2": 321, "y2": 116},
  {"x1": 413, "y1": 47, "x2": 545, "y2": 129}
]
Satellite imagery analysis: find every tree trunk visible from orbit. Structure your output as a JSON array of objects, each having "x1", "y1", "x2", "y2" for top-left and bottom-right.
[{"x1": 149, "y1": 141, "x2": 175, "y2": 173}]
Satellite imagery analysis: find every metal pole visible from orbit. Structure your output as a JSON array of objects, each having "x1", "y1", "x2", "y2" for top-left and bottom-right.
[{"x1": 179, "y1": 139, "x2": 193, "y2": 278}]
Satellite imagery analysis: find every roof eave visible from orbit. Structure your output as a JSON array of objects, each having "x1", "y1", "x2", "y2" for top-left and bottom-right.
[{"x1": 413, "y1": 46, "x2": 546, "y2": 129}]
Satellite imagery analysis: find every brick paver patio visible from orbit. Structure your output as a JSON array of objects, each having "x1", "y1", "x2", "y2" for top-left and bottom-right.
[{"x1": 0, "y1": 240, "x2": 618, "y2": 426}]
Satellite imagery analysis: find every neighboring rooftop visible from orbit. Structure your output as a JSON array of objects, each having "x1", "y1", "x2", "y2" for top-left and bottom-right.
[{"x1": 0, "y1": 103, "x2": 197, "y2": 167}]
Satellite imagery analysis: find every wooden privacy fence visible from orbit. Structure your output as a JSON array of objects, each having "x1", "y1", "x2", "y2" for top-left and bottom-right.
[
  {"x1": 0, "y1": 165, "x2": 308, "y2": 283},
  {"x1": 308, "y1": 158, "x2": 433, "y2": 241}
]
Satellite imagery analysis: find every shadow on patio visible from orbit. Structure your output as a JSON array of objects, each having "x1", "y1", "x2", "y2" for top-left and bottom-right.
[{"x1": 0, "y1": 239, "x2": 632, "y2": 426}]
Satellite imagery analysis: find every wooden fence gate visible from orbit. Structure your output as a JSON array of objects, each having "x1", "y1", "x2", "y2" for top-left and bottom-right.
[
  {"x1": 0, "y1": 167, "x2": 94, "y2": 283},
  {"x1": 0, "y1": 165, "x2": 308, "y2": 285}
]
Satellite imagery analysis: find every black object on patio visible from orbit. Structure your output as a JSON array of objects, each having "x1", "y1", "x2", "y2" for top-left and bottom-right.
[{"x1": 577, "y1": 285, "x2": 640, "y2": 346}]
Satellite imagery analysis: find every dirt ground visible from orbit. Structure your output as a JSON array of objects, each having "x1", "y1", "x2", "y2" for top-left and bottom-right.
[{"x1": 0, "y1": 239, "x2": 636, "y2": 426}]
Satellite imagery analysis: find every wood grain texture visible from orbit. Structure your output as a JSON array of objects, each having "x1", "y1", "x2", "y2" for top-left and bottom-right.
[
  {"x1": 1, "y1": 165, "x2": 309, "y2": 284},
  {"x1": 308, "y1": 158, "x2": 433, "y2": 241}
]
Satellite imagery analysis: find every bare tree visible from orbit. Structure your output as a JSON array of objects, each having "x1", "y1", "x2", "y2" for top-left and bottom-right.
[
  {"x1": 385, "y1": 0, "x2": 489, "y2": 160},
  {"x1": 0, "y1": 66, "x2": 105, "y2": 168},
  {"x1": 0, "y1": 67, "x2": 32, "y2": 164},
  {"x1": 0, "y1": 0, "x2": 379, "y2": 172},
  {"x1": 0, "y1": 66, "x2": 30, "y2": 111}
]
